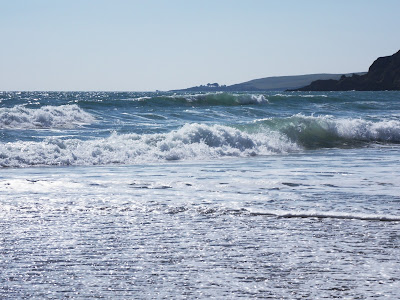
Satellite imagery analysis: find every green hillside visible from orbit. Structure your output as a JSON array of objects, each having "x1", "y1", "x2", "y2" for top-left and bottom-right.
[
  {"x1": 173, "y1": 73, "x2": 366, "y2": 92},
  {"x1": 228, "y1": 73, "x2": 362, "y2": 91}
]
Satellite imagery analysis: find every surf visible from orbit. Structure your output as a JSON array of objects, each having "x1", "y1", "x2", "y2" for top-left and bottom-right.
[
  {"x1": 0, "y1": 104, "x2": 96, "y2": 129},
  {"x1": 0, "y1": 123, "x2": 299, "y2": 167},
  {"x1": 250, "y1": 114, "x2": 400, "y2": 148}
]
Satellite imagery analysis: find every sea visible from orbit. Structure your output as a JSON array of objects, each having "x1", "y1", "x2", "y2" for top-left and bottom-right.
[{"x1": 1, "y1": 91, "x2": 399, "y2": 299}]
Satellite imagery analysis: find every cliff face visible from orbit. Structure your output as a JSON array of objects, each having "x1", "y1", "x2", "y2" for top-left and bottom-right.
[{"x1": 295, "y1": 50, "x2": 400, "y2": 91}]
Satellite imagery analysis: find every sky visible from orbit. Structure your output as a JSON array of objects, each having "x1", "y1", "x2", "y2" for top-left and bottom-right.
[{"x1": 1, "y1": 0, "x2": 399, "y2": 91}]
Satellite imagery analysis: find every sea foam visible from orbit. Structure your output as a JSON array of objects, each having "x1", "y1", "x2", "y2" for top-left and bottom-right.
[
  {"x1": 2, "y1": 115, "x2": 400, "y2": 167},
  {"x1": 255, "y1": 115, "x2": 400, "y2": 148},
  {"x1": 0, "y1": 104, "x2": 95, "y2": 129},
  {"x1": 0, "y1": 123, "x2": 298, "y2": 167},
  {"x1": 166, "y1": 93, "x2": 268, "y2": 105}
]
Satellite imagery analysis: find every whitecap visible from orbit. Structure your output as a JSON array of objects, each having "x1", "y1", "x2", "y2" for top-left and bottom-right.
[
  {"x1": 0, "y1": 123, "x2": 299, "y2": 167},
  {"x1": 0, "y1": 104, "x2": 96, "y2": 129}
]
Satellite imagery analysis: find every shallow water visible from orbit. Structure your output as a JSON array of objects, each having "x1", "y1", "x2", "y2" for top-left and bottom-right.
[
  {"x1": 1, "y1": 91, "x2": 400, "y2": 298},
  {"x1": 1, "y1": 147, "x2": 399, "y2": 299}
]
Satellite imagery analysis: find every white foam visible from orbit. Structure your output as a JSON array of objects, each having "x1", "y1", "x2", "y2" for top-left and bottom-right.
[
  {"x1": 232, "y1": 94, "x2": 268, "y2": 104},
  {"x1": 0, "y1": 123, "x2": 299, "y2": 167},
  {"x1": 335, "y1": 118, "x2": 400, "y2": 142},
  {"x1": 303, "y1": 115, "x2": 400, "y2": 142},
  {"x1": 255, "y1": 114, "x2": 400, "y2": 143},
  {"x1": 272, "y1": 94, "x2": 328, "y2": 98},
  {"x1": 0, "y1": 104, "x2": 96, "y2": 129},
  {"x1": 174, "y1": 93, "x2": 268, "y2": 105}
]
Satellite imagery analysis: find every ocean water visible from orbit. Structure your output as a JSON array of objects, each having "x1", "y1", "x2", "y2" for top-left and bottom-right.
[{"x1": 1, "y1": 91, "x2": 399, "y2": 299}]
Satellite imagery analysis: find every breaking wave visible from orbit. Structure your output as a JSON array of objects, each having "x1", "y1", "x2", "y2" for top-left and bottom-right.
[
  {"x1": 0, "y1": 123, "x2": 298, "y2": 167},
  {"x1": 1, "y1": 115, "x2": 400, "y2": 167},
  {"x1": 253, "y1": 115, "x2": 400, "y2": 148},
  {"x1": 0, "y1": 104, "x2": 96, "y2": 129},
  {"x1": 153, "y1": 93, "x2": 268, "y2": 106}
]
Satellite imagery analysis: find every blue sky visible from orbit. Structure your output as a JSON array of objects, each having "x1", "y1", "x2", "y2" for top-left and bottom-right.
[{"x1": 1, "y1": 0, "x2": 399, "y2": 91}]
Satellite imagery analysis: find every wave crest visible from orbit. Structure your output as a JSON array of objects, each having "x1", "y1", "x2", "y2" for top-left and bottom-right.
[
  {"x1": 0, "y1": 104, "x2": 95, "y2": 129},
  {"x1": 161, "y1": 93, "x2": 268, "y2": 106},
  {"x1": 2, "y1": 115, "x2": 399, "y2": 167},
  {"x1": 255, "y1": 115, "x2": 400, "y2": 148},
  {"x1": 0, "y1": 123, "x2": 298, "y2": 167}
]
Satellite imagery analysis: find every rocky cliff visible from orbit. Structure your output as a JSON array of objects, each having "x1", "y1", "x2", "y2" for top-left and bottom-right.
[{"x1": 294, "y1": 50, "x2": 400, "y2": 91}]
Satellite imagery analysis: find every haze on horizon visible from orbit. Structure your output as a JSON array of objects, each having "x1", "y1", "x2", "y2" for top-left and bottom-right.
[{"x1": 1, "y1": 0, "x2": 399, "y2": 91}]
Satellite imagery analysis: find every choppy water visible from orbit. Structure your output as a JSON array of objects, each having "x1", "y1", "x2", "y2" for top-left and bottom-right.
[{"x1": 1, "y1": 91, "x2": 400, "y2": 299}]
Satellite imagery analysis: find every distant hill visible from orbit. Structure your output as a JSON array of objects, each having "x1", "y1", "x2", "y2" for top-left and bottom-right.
[
  {"x1": 226, "y1": 73, "x2": 364, "y2": 91},
  {"x1": 294, "y1": 50, "x2": 400, "y2": 91},
  {"x1": 172, "y1": 73, "x2": 365, "y2": 92}
]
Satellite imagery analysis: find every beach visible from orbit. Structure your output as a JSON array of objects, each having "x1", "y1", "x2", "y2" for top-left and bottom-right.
[{"x1": 1, "y1": 91, "x2": 400, "y2": 298}]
